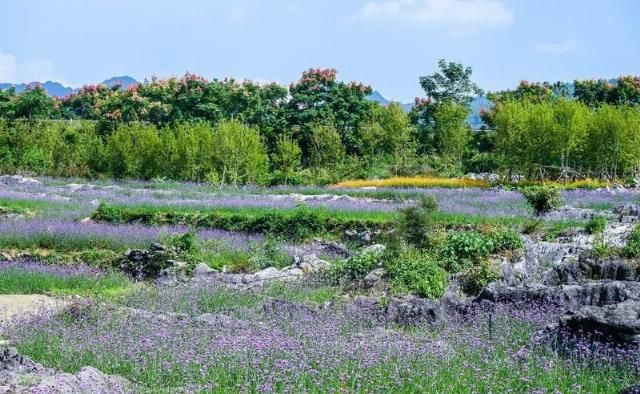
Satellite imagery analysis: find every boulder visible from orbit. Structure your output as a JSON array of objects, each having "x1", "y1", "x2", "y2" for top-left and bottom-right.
[
  {"x1": 193, "y1": 263, "x2": 218, "y2": 277},
  {"x1": 476, "y1": 280, "x2": 640, "y2": 308},
  {"x1": 386, "y1": 297, "x2": 443, "y2": 325},
  {"x1": 620, "y1": 385, "x2": 640, "y2": 394},
  {"x1": 558, "y1": 299, "x2": 640, "y2": 345},
  {"x1": 363, "y1": 268, "x2": 386, "y2": 288},
  {"x1": 614, "y1": 203, "x2": 640, "y2": 218},
  {"x1": 347, "y1": 296, "x2": 443, "y2": 325},
  {"x1": 0, "y1": 347, "x2": 131, "y2": 393},
  {"x1": 0, "y1": 175, "x2": 40, "y2": 186},
  {"x1": 296, "y1": 254, "x2": 330, "y2": 274},
  {"x1": 119, "y1": 244, "x2": 185, "y2": 282},
  {"x1": 363, "y1": 244, "x2": 386, "y2": 255}
]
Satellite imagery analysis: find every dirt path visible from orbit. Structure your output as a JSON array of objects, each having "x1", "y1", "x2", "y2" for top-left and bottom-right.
[{"x1": 0, "y1": 295, "x2": 68, "y2": 343}]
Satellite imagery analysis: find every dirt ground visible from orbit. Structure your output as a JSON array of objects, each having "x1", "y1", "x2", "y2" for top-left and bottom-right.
[{"x1": 0, "y1": 294, "x2": 68, "y2": 344}]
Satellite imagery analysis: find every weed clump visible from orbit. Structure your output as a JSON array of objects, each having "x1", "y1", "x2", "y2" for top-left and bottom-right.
[{"x1": 522, "y1": 186, "x2": 561, "y2": 216}]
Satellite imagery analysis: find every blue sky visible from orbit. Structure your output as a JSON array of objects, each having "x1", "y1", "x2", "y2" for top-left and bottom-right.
[{"x1": 1, "y1": 0, "x2": 638, "y2": 101}]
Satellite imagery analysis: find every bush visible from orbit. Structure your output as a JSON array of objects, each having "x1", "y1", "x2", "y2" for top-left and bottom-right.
[
  {"x1": 399, "y1": 195, "x2": 438, "y2": 249},
  {"x1": 460, "y1": 259, "x2": 500, "y2": 295},
  {"x1": 387, "y1": 249, "x2": 447, "y2": 299},
  {"x1": 490, "y1": 230, "x2": 524, "y2": 252},
  {"x1": 624, "y1": 225, "x2": 640, "y2": 258},
  {"x1": 441, "y1": 231, "x2": 494, "y2": 272},
  {"x1": 521, "y1": 186, "x2": 562, "y2": 216},
  {"x1": 248, "y1": 237, "x2": 290, "y2": 270},
  {"x1": 327, "y1": 248, "x2": 382, "y2": 283},
  {"x1": 585, "y1": 216, "x2": 607, "y2": 235}
]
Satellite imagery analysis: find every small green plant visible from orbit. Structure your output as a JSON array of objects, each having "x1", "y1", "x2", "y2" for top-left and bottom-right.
[
  {"x1": 326, "y1": 248, "x2": 381, "y2": 283},
  {"x1": 593, "y1": 235, "x2": 612, "y2": 259},
  {"x1": 441, "y1": 231, "x2": 494, "y2": 272},
  {"x1": 386, "y1": 249, "x2": 447, "y2": 299},
  {"x1": 585, "y1": 216, "x2": 607, "y2": 235},
  {"x1": 489, "y1": 229, "x2": 524, "y2": 252},
  {"x1": 624, "y1": 225, "x2": 640, "y2": 258},
  {"x1": 248, "y1": 237, "x2": 290, "y2": 270},
  {"x1": 460, "y1": 259, "x2": 500, "y2": 295},
  {"x1": 399, "y1": 195, "x2": 438, "y2": 249},
  {"x1": 522, "y1": 219, "x2": 544, "y2": 234},
  {"x1": 522, "y1": 186, "x2": 562, "y2": 216}
]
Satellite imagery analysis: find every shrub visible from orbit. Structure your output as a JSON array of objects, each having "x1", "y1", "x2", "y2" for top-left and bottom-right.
[
  {"x1": 521, "y1": 186, "x2": 562, "y2": 216},
  {"x1": 624, "y1": 225, "x2": 640, "y2": 258},
  {"x1": 248, "y1": 237, "x2": 290, "y2": 270},
  {"x1": 441, "y1": 231, "x2": 494, "y2": 272},
  {"x1": 387, "y1": 249, "x2": 447, "y2": 299},
  {"x1": 585, "y1": 216, "x2": 607, "y2": 235},
  {"x1": 490, "y1": 230, "x2": 524, "y2": 252},
  {"x1": 460, "y1": 259, "x2": 500, "y2": 295},
  {"x1": 399, "y1": 195, "x2": 438, "y2": 249},
  {"x1": 327, "y1": 248, "x2": 381, "y2": 283}
]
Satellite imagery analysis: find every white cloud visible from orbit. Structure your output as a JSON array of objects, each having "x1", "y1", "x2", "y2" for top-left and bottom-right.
[
  {"x1": 0, "y1": 49, "x2": 63, "y2": 84},
  {"x1": 355, "y1": 0, "x2": 514, "y2": 29},
  {"x1": 533, "y1": 38, "x2": 578, "y2": 55}
]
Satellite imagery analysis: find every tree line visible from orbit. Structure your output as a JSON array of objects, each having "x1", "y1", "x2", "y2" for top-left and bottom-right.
[{"x1": 0, "y1": 63, "x2": 639, "y2": 184}]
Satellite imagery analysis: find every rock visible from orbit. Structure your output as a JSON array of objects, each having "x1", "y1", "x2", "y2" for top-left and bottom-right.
[
  {"x1": 363, "y1": 268, "x2": 386, "y2": 288},
  {"x1": 296, "y1": 254, "x2": 330, "y2": 274},
  {"x1": 79, "y1": 217, "x2": 93, "y2": 224},
  {"x1": 0, "y1": 347, "x2": 131, "y2": 393},
  {"x1": 546, "y1": 253, "x2": 640, "y2": 286},
  {"x1": 241, "y1": 267, "x2": 302, "y2": 285},
  {"x1": 119, "y1": 244, "x2": 184, "y2": 281},
  {"x1": 193, "y1": 263, "x2": 217, "y2": 277},
  {"x1": 363, "y1": 244, "x2": 386, "y2": 255},
  {"x1": 0, "y1": 175, "x2": 41, "y2": 186},
  {"x1": 347, "y1": 296, "x2": 443, "y2": 325},
  {"x1": 620, "y1": 385, "x2": 640, "y2": 394},
  {"x1": 262, "y1": 299, "x2": 316, "y2": 317},
  {"x1": 386, "y1": 297, "x2": 443, "y2": 325},
  {"x1": 558, "y1": 299, "x2": 640, "y2": 345},
  {"x1": 544, "y1": 206, "x2": 597, "y2": 221},
  {"x1": 476, "y1": 280, "x2": 640, "y2": 308},
  {"x1": 614, "y1": 203, "x2": 640, "y2": 218}
]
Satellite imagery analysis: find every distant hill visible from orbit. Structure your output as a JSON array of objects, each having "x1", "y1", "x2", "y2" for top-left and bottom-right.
[
  {"x1": 0, "y1": 81, "x2": 74, "y2": 97},
  {"x1": 102, "y1": 76, "x2": 138, "y2": 90},
  {"x1": 367, "y1": 90, "x2": 491, "y2": 129},
  {"x1": 0, "y1": 76, "x2": 139, "y2": 97}
]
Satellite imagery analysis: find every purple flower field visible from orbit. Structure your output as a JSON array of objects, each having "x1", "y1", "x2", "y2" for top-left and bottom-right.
[
  {"x1": 4, "y1": 178, "x2": 640, "y2": 221},
  {"x1": 6, "y1": 286, "x2": 638, "y2": 393}
]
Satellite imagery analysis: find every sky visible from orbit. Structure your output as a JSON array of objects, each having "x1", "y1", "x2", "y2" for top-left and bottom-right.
[{"x1": 1, "y1": 0, "x2": 639, "y2": 102}]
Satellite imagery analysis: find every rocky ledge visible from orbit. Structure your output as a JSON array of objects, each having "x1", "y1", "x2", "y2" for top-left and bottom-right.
[{"x1": 0, "y1": 347, "x2": 131, "y2": 393}]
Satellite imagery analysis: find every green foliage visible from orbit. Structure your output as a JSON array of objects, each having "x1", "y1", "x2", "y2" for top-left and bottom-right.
[
  {"x1": 441, "y1": 231, "x2": 494, "y2": 272},
  {"x1": 270, "y1": 134, "x2": 302, "y2": 185},
  {"x1": 399, "y1": 195, "x2": 438, "y2": 249},
  {"x1": 521, "y1": 186, "x2": 561, "y2": 216},
  {"x1": 92, "y1": 202, "x2": 391, "y2": 242},
  {"x1": 624, "y1": 225, "x2": 640, "y2": 258},
  {"x1": 309, "y1": 124, "x2": 345, "y2": 170},
  {"x1": 0, "y1": 268, "x2": 131, "y2": 297},
  {"x1": 440, "y1": 229, "x2": 522, "y2": 273},
  {"x1": 248, "y1": 237, "x2": 290, "y2": 270},
  {"x1": 460, "y1": 259, "x2": 500, "y2": 295},
  {"x1": 386, "y1": 248, "x2": 447, "y2": 299},
  {"x1": 327, "y1": 248, "x2": 382, "y2": 283},
  {"x1": 585, "y1": 216, "x2": 607, "y2": 234}
]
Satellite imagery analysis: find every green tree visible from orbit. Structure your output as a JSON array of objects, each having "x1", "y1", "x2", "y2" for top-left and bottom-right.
[
  {"x1": 432, "y1": 101, "x2": 470, "y2": 168},
  {"x1": 271, "y1": 134, "x2": 302, "y2": 185},
  {"x1": 308, "y1": 124, "x2": 345, "y2": 170},
  {"x1": 214, "y1": 119, "x2": 268, "y2": 186}
]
